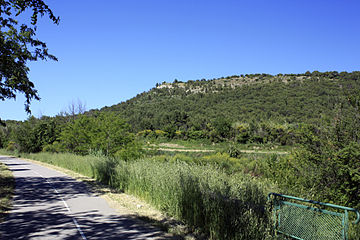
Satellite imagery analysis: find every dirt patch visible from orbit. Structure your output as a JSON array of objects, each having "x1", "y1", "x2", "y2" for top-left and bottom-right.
[
  {"x1": 157, "y1": 143, "x2": 186, "y2": 149},
  {"x1": 146, "y1": 147, "x2": 288, "y2": 154},
  {"x1": 155, "y1": 148, "x2": 215, "y2": 152},
  {"x1": 239, "y1": 150, "x2": 289, "y2": 155}
]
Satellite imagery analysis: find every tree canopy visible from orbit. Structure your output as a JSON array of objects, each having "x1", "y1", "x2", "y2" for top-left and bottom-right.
[{"x1": 0, "y1": 0, "x2": 59, "y2": 121}]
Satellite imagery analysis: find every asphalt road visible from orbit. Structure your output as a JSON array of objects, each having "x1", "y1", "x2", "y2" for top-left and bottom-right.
[{"x1": 0, "y1": 156, "x2": 171, "y2": 240}]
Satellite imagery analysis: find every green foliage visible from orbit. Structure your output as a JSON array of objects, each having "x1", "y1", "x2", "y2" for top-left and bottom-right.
[
  {"x1": 233, "y1": 122, "x2": 250, "y2": 143},
  {"x1": 0, "y1": 129, "x2": 5, "y2": 148},
  {"x1": 332, "y1": 143, "x2": 360, "y2": 206},
  {"x1": 260, "y1": 91, "x2": 360, "y2": 238},
  {"x1": 0, "y1": 112, "x2": 140, "y2": 161},
  {"x1": 186, "y1": 128, "x2": 207, "y2": 140},
  {"x1": 91, "y1": 113, "x2": 134, "y2": 155},
  {"x1": 94, "y1": 157, "x2": 121, "y2": 187},
  {"x1": 290, "y1": 100, "x2": 360, "y2": 210},
  {"x1": 144, "y1": 149, "x2": 280, "y2": 178},
  {"x1": 59, "y1": 113, "x2": 138, "y2": 157},
  {"x1": 12, "y1": 117, "x2": 42, "y2": 152},
  {"x1": 163, "y1": 124, "x2": 177, "y2": 139},
  {"x1": 0, "y1": 0, "x2": 59, "y2": 119},
  {"x1": 9, "y1": 116, "x2": 60, "y2": 153},
  {"x1": 264, "y1": 147, "x2": 360, "y2": 238},
  {"x1": 42, "y1": 141, "x2": 63, "y2": 153},
  {"x1": 114, "y1": 142, "x2": 144, "y2": 161},
  {"x1": 6, "y1": 141, "x2": 18, "y2": 152},
  {"x1": 211, "y1": 117, "x2": 232, "y2": 141},
  {"x1": 60, "y1": 115, "x2": 95, "y2": 154},
  {"x1": 225, "y1": 143, "x2": 243, "y2": 158}
]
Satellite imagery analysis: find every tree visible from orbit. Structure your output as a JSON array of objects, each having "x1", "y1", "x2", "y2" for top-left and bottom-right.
[
  {"x1": 212, "y1": 117, "x2": 232, "y2": 141},
  {"x1": 0, "y1": 0, "x2": 59, "y2": 122},
  {"x1": 92, "y1": 113, "x2": 135, "y2": 156},
  {"x1": 12, "y1": 116, "x2": 42, "y2": 152},
  {"x1": 60, "y1": 113, "x2": 136, "y2": 156},
  {"x1": 60, "y1": 115, "x2": 95, "y2": 155},
  {"x1": 64, "y1": 99, "x2": 87, "y2": 121}
]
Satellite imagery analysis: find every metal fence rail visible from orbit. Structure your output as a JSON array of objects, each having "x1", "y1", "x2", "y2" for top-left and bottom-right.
[{"x1": 268, "y1": 193, "x2": 360, "y2": 240}]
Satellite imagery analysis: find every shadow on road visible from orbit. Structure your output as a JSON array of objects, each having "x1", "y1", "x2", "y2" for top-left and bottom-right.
[{"x1": 1, "y1": 205, "x2": 177, "y2": 239}]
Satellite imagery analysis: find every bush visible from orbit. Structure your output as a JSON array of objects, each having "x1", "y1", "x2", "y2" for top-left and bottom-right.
[
  {"x1": 114, "y1": 142, "x2": 144, "y2": 161},
  {"x1": 42, "y1": 141, "x2": 63, "y2": 153},
  {"x1": 225, "y1": 143, "x2": 243, "y2": 158},
  {"x1": 6, "y1": 141, "x2": 18, "y2": 152}
]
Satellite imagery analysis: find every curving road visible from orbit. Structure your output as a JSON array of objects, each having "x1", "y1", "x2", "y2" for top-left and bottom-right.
[{"x1": 0, "y1": 156, "x2": 171, "y2": 240}]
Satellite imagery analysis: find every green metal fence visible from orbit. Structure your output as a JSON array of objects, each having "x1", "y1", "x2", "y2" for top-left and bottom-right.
[{"x1": 268, "y1": 193, "x2": 360, "y2": 240}]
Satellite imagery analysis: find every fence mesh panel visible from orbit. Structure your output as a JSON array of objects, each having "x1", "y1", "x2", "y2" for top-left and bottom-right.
[{"x1": 276, "y1": 202, "x2": 344, "y2": 240}]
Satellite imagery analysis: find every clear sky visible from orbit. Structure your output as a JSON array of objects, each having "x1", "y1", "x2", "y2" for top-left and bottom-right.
[{"x1": 1, "y1": 0, "x2": 360, "y2": 121}]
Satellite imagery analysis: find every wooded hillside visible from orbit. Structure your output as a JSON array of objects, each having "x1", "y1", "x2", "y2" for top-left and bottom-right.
[{"x1": 95, "y1": 71, "x2": 360, "y2": 142}]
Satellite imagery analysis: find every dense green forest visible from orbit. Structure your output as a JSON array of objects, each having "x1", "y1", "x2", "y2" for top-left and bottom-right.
[
  {"x1": 1, "y1": 71, "x2": 360, "y2": 239},
  {"x1": 95, "y1": 71, "x2": 360, "y2": 144}
]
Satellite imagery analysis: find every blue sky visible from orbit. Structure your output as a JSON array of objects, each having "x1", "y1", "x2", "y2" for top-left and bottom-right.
[{"x1": 1, "y1": 0, "x2": 360, "y2": 120}]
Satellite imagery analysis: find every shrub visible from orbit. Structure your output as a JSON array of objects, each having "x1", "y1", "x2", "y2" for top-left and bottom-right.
[
  {"x1": 42, "y1": 141, "x2": 63, "y2": 153},
  {"x1": 114, "y1": 142, "x2": 144, "y2": 161},
  {"x1": 225, "y1": 143, "x2": 243, "y2": 158},
  {"x1": 6, "y1": 141, "x2": 18, "y2": 152}
]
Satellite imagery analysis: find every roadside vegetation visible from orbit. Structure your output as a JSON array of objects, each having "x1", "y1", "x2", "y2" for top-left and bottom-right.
[
  {"x1": 1, "y1": 71, "x2": 359, "y2": 239},
  {"x1": 1, "y1": 150, "x2": 275, "y2": 239},
  {"x1": 0, "y1": 162, "x2": 14, "y2": 223}
]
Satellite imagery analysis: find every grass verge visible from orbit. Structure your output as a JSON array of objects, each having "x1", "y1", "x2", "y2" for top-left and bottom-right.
[{"x1": 0, "y1": 161, "x2": 14, "y2": 223}]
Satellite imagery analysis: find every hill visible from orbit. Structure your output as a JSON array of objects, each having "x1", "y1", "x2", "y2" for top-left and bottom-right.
[{"x1": 96, "y1": 71, "x2": 359, "y2": 141}]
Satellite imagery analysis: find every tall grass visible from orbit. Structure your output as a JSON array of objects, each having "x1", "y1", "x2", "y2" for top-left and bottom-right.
[
  {"x1": 19, "y1": 152, "x2": 99, "y2": 178},
  {"x1": 117, "y1": 160, "x2": 269, "y2": 239},
  {"x1": 95, "y1": 157, "x2": 274, "y2": 239}
]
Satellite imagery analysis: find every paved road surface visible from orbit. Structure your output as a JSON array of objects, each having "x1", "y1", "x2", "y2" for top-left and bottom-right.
[{"x1": 0, "y1": 156, "x2": 171, "y2": 239}]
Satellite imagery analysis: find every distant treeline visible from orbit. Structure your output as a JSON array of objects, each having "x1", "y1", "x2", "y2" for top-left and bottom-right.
[{"x1": 0, "y1": 113, "x2": 142, "y2": 159}]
